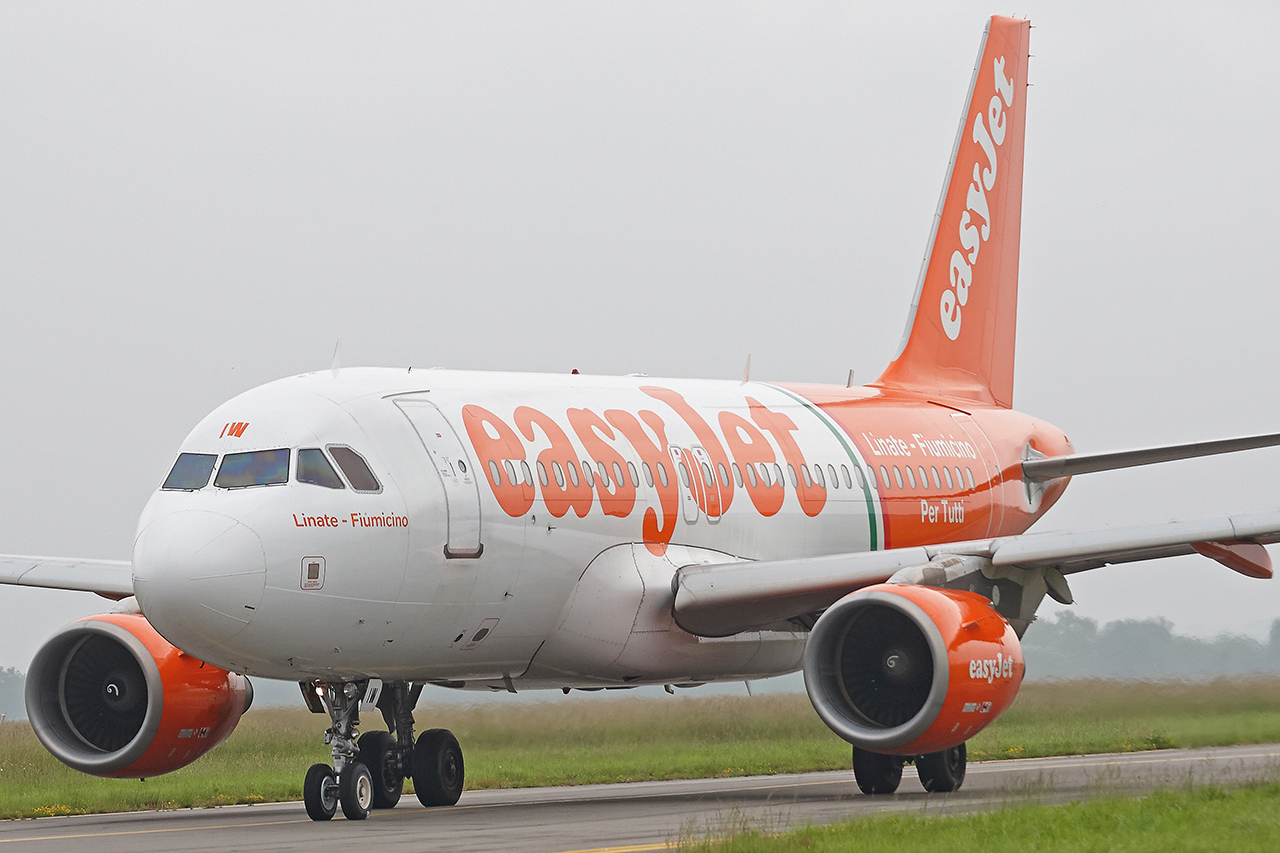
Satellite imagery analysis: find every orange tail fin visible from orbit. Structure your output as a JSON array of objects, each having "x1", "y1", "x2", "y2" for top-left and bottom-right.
[{"x1": 873, "y1": 16, "x2": 1030, "y2": 409}]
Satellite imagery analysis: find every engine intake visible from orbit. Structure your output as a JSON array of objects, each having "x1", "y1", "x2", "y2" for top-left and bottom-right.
[
  {"x1": 803, "y1": 584, "x2": 1022, "y2": 755},
  {"x1": 26, "y1": 613, "x2": 251, "y2": 778}
]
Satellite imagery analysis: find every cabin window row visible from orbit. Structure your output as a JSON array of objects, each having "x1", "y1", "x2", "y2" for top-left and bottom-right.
[
  {"x1": 873, "y1": 463, "x2": 976, "y2": 493},
  {"x1": 484, "y1": 456, "x2": 875, "y2": 495}
]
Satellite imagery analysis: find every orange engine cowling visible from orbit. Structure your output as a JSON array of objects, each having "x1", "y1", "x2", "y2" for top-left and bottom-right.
[
  {"x1": 25, "y1": 613, "x2": 252, "y2": 778},
  {"x1": 803, "y1": 584, "x2": 1022, "y2": 756}
]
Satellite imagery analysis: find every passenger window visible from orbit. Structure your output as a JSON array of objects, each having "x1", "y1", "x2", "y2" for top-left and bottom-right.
[
  {"x1": 930, "y1": 467, "x2": 940, "y2": 489},
  {"x1": 717, "y1": 462, "x2": 729, "y2": 488},
  {"x1": 746, "y1": 463, "x2": 758, "y2": 488},
  {"x1": 918, "y1": 466, "x2": 928, "y2": 490},
  {"x1": 701, "y1": 463, "x2": 714, "y2": 488},
  {"x1": 581, "y1": 460, "x2": 595, "y2": 487},
  {"x1": 851, "y1": 466, "x2": 864, "y2": 489},
  {"x1": 893, "y1": 466, "x2": 904, "y2": 489},
  {"x1": 627, "y1": 462, "x2": 639, "y2": 487},
  {"x1": 216, "y1": 449, "x2": 290, "y2": 489},
  {"x1": 943, "y1": 466, "x2": 954, "y2": 489},
  {"x1": 566, "y1": 460, "x2": 580, "y2": 487},
  {"x1": 552, "y1": 461, "x2": 566, "y2": 488},
  {"x1": 732, "y1": 463, "x2": 744, "y2": 488},
  {"x1": 298, "y1": 448, "x2": 345, "y2": 489},
  {"x1": 521, "y1": 460, "x2": 533, "y2": 486},
  {"x1": 162, "y1": 453, "x2": 218, "y2": 491},
  {"x1": 656, "y1": 461, "x2": 670, "y2": 488},
  {"x1": 879, "y1": 466, "x2": 890, "y2": 489},
  {"x1": 328, "y1": 446, "x2": 381, "y2": 492},
  {"x1": 597, "y1": 461, "x2": 610, "y2": 485},
  {"x1": 758, "y1": 463, "x2": 771, "y2": 487},
  {"x1": 614, "y1": 461, "x2": 627, "y2": 487},
  {"x1": 643, "y1": 462, "x2": 655, "y2": 488},
  {"x1": 678, "y1": 461, "x2": 691, "y2": 488},
  {"x1": 811, "y1": 465, "x2": 823, "y2": 488},
  {"x1": 829, "y1": 464, "x2": 839, "y2": 489},
  {"x1": 488, "y1": 460, "x2": 502, "y2": 485},
  {"x1": 965, "y1": 467, "x2": 976, "y2": 490},
  {"x1": 787, "y1": 464, "x2": 798, "y2": 488},
  {"x1": 801, "y1": 465, "x2": 813, "y2": 488},
  {"x1": 537, "y1": 461, "x2": 549, "y2": 487},
  {"x1": 773, "y1": 463, "x2": 784, "y2": 487},
  {"x1": 504, "y1": 460, "x2": 518, "y2": 486},
  {"x1": 905, "y1": 465, "x2": 917, "y2": 489},
  {"x1": 954, "y1": 467, "x2": 963, "y2": 491}
]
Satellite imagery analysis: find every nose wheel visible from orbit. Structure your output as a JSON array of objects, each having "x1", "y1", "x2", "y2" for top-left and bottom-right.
[
  {"x1": 303, "y1": 763, "x2": 339, "y2": 820},
  {"x1": 301, "y1": 679, "x2": 465, "y2": 821}
]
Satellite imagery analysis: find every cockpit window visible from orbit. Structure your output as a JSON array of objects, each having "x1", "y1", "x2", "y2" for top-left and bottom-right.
[
  {"x1": 328, "y1": 446, "x2": 381, "y2": 492},
  {"x1": 215, "y1": 449, "x2": 290, "y2": 489},
  {"x1": 297, "y1": 448, "x2": 345, "y2": 489},
  {"x1": 162, "y1": 453, "x2": 217, "y2": 490}
]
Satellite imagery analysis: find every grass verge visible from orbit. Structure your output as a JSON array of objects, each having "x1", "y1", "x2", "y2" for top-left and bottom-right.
[
  {"x1": 679, "y1": 783, "x2": 1280, "y2": 852},
  {"x1": 4, "y1": 677, "x2": 1280, "y2": 819}
]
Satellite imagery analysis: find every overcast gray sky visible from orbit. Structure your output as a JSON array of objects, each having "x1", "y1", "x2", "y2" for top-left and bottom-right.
[{"x1": 3, "y1": 1, "x2": 1279, "y2": 675}]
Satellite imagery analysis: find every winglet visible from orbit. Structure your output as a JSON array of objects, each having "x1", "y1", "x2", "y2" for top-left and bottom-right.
[{"x1": 872, "y1": 16, "x2": 1031, "y2": 409}]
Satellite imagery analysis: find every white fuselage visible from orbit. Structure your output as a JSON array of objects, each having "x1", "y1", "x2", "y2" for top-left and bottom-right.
[{"x1": 129, "y1": 367, "x2": 936, "y2": 691}]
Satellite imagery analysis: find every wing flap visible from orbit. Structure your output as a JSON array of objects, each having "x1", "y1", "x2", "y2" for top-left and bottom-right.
[{"x1": 0, "y1": 554, "x2": 134, "y2": 600}]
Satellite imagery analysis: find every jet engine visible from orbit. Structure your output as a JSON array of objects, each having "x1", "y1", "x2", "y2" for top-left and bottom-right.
[
  {"x1": 25, "y1": 613, "x2": 252, "y2": 778},
  {"x1": 803, "y1": 584, "x2": 1022, "y2": 755}
]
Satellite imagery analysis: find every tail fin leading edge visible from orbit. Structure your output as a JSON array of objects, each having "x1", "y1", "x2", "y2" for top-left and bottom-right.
[{"x1": 873, "y1": 16, "x2": 1031, "y2": 409}]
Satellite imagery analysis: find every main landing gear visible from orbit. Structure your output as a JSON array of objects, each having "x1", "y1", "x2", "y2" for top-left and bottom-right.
[
  {"x1": 851, "y1": 743, "x2": 967, "y2": 795},
  {"x1": 301, "y1": 679, "x2": 465, "y2": 821}
]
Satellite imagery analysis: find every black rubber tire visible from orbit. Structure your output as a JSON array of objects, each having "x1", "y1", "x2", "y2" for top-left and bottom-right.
[
  {"x1": 357, "y1": 730, "x2": 403, "y2": 809},
  {"x1": 917, "y1": 743, "x2": 966, "y2": 793},
  {"x1": 413, "y1": 728, "x2": 465, "y2": 806},
  {"x1": 303, "y1": 763, "x2": 338, "y2": 821},
  {"x1": 851, "y1": 746, "x2": 903, "y2": 795},
  {"x1": 339, "y1": 762, "x2": 374, "y2": 820}
]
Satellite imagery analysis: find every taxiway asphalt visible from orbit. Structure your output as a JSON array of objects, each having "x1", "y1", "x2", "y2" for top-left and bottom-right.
[{"x1": 2, "y1": 744, "x2": 1278, "y2": 852}]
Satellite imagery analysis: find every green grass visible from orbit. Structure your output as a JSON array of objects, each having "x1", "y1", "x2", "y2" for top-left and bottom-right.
[
  {"x1": 964, "y1": 679, "x2": 1280, "y2": 761},
  {"x1": 4, "y1": 678, "x2": 1280, "y2": 819},
  {"x1": 680, "y1": 784, "x2": 1280, "y2": 852}
]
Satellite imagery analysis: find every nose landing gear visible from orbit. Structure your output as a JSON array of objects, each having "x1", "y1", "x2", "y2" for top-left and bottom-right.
[{"x1": 300, "y1": 679, "x2": 466, "y2": 821}]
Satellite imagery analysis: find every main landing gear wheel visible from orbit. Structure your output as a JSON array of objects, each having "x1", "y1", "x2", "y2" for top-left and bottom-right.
[
  {"x1": 303, "y1": 763, "x2": 339, "y2": 821},
  {"x1": 357, "y1": 730, "x2": 403, "y2": 809},
  {"x1": 339, "y1": 762, "x2": 374, "y2": 820},
  {"x1": 413, "y1": 728, "x2": 464, "y2": 806},
  {"x1": 851, "y1": 746, "x2": 903, "y2": 795},
  {"x1": 917, "y1": 743, "x2": 966, "y2": 793}
]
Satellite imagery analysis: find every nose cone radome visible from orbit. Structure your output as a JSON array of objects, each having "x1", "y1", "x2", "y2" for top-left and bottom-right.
[{"x1": 133, "y1": 511, "x2": 267, "y2": 653}]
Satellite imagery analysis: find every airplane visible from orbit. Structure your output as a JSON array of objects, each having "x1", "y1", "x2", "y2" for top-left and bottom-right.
[{"x1": 4, "y1": 13, "x2": 1280, "y2": 822}]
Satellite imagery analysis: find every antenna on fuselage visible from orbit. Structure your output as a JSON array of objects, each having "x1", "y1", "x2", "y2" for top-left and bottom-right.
[
  {"x1": 741, "y1": 354, "x2": 752, "y2": 385},
  {"x1": 847, "y1": 369, "x2": 855, "y2": 388},
  {"x1": 331, "y1": 338, "x2": 342, "y2": 378}
]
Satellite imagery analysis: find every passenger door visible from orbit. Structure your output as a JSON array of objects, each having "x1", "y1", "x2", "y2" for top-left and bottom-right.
[{"x1": 396, "y1": 399, "x2": 484, "y2": 558}]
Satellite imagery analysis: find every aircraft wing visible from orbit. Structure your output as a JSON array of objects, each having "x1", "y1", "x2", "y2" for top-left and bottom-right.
[
  {"x1": 0, "y1": 554, "x2": 134, "y2": 600},
  {"x1": 672, "y1": 509, "x2": 1280, "y2": 637}
]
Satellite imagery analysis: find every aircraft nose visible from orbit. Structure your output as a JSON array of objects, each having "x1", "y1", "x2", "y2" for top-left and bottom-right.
[{"x1": 132, "y1": 511, "x2": 267, "y2": 647}]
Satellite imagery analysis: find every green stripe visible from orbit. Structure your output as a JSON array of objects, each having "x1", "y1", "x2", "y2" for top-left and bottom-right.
[{"x1": 764, "y1": 384, "x2": 880, "y2": 551}]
